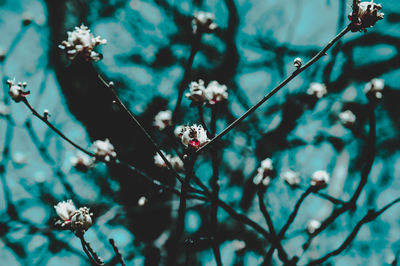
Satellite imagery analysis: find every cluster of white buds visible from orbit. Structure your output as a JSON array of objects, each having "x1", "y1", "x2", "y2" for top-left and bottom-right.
[
  {"x1": 349, "y1": 1, "x2": 384, "y2": 32},
  {"x1": 307, "y1": 82, "x2": 327, "y2": 99},
  {"x1": 92, "y1": 138, "x2": 117, "y2": 162},
  {"x1": 192, "y1": 11, "x2": 217, "y2": 34},
  {"x1": 204, "y1": 81, "x2": 228, "y2": 105},
  {"x1": 54, "y1": 200, "x2": 93, "y2": 232},
  {"x1": 70, "y1": 207, "x2": 93, "y2": 232},
  {"x1": 153, "y1": 110, "x2": 172, "y2": 130},
  {"x1": 281, "y1": 170, "x2": 301, "y2": 188},
  {"x1": 174, "y1": 125, "x2": 186, "y2": 138},
  {"x1": 306, "y1": 219, "x2": 321, "y2": 234},
  {"x1": 154, "y1": 152, "x2": 184, "y2": 172},
  {"x1": 185, "y1": 79, "x2": 228, "y2": 106},
  {"x1": 71, "y1": 152, "x2": 95, "y2": 172},
  {"x1": 7, "y1": 79, "x2": 29, "y2": 102},
  {"x1": 178, "y1": 124, "x2": 210, "y2": 149},
  {"x1": 185, "y1": 80, "x2": 207, "y2": 104},
  {"x1": 293, "y1": 57, "x2": 302, "y2": 68},
  {"x1": 310, "y1": 170, "x2": 330, "y2": 189},
  {"x1": 339, "y1": 110, "x2": 356, "y2": 127},
  {"x1": 253, "y1": 158, "x2": 274, "y2": 187},
  {"x1": 364, "y1": 78, "x2": 384, "y2": 99},
  {"x1": 59, "y1": 24, "x2": 107, "y2": 62}
]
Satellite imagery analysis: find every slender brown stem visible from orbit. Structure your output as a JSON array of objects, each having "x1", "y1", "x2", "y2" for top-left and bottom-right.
[
  {"x1": 78, "y1": 234, "x2": 104, "y2": 265},
  {"x1": 308, "y1": 198, "x2": 400, "y2": 265},
  {"x1": 302, "y1": 101, "x2": 376, "y2": 254},
  {"x1": 209, "y1": 105, "x2": 222, "y2": 266},
  {"x1": 97, "y1": 74, "x2": 185, "y2": 185},
  {"x1": 22, "y1": 97, "x2": 205, "y2": 199},
  {"x1": 109, "y1": 239, "x2": 126, "y2": 266},
  {"x1": 22, "y1": 98, "x2": 95, "y2": 157},
  {"x1": 196, "y1": 25, "x2": 351, "y2": 154},
  {"x1": 167, "y1": 154, "x2": 197, "y2": 265},
  {"x1": 172, "y1": 33, "x2": 202, "y2": 123},
  {"x1": 257, "y1": 188, "x2": 289, "y2": 264}
]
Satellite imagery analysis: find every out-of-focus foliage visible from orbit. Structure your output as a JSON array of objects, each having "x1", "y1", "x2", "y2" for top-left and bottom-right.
[{"x1": 0, "y1": 0, "x2": 399, "y2": 265}]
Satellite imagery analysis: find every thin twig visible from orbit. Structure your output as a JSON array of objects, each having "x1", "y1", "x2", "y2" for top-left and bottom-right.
[
  {"x1": 196, "y1": 25, "x2": 352, "y2": 154},
  {"x1": 257, "y1": 188, "x2": 289, "y2": 264},
  {"x1": 302, "y1": 101, "x2": 376, "y2": 253},
  {"x1": 22, "y1": 98, "x2": 95, "y2": 157},
  {"x1": 210, "y1": 105, "x2": 222, "y2": 266},
  {"x1": 21, "y1": 97, "x2": 205, "y2": 199},
  {"x1": 109, "y1": 239, "x2": 126, "y2": 266},
  {"x1": 97, "y1": 74, "x2": 185, "y2": 185},
  {"x1": 308, "y1": 197, "x2": 400, "y2": 265},
  {"x1": 78, "y1": 234, "x2": 104, "y2": 265},
  {"x1": 172, "y1": 33, "x2": 202, "y2": 122}
]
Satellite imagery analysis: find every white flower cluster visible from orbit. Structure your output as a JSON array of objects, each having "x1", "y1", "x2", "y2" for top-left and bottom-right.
[
  {"x1": 310, "y1": 170, "x2": 330, "y2": 189},
  {"x1": 54, "y1": 200, "x2": 93, "y2": 232},
  {"x1": 364, "y1": 78, "x2": 384, "y2": 99},
  {"x1": 349, "y1": 1, "x2": 384, "y2": 31},
  {"x1": 59, "y1": 24, "x2": 107, "y2": 62},
  {"x1": 253, "y1": 158, "x2": 274, "y2": 186},
  {"x1": 6, "y1": 79, "x2": 29, "y2": 102},
  {"x1": 153, "y1": 110, "x2": 172, "y2": 130},
  {"x1": 185, "y1": 79, "x2": 228, "y2": 106},
  {"x1": 92, "y1": 138, "x2": 117, "y2": 162},
  {"x1": 307, "y1": 82, "x2": 327, "y2": 99},
  {"x1": 306, "y1": 219, "x2": 321, "y2": 234},
  {"x1": 175, "y1": 124, "x2": 210, "y2": 149},
  {"x1": 339, "y1": 110, "x2": 356, "y2": 127},
  {"x1": 154, "y1": 152, "x2": 184, "y2": 172},
  {"x1": 192, "y1": 11, "x2": 217, "y2": 34},
  {"x1": 281, "y1": 170, "x2": 300, "y2": 188},
  {"x1": 71, "y1": 152, "x2": 95, "y2": 172}
]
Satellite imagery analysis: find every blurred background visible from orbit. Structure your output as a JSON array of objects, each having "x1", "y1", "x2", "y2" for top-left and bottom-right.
[{"x1": 0, "y1": 0, "x2": 399, "y2": 265}]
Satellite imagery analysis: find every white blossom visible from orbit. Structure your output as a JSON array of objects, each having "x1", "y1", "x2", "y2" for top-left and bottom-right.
[
  {"x1": 180, "y1": 124, "x2": 210, "y2": 149},
  {"x1": 339, "y1": 110, "x2": 356, "y2": 127},
  {"x1": 364, "y1": 78, "x2": 384, "y2": 99},
  {"x1": 281, "y1": 170, "x2": 300, "y2": 187},
  {"x1": 92, "y1": 138, "x2": 117, "y2": 162},
  {"x1": 185, "y1": 80, "x2": 207, "y2": 105},
  {"x1": 349, "y1": 1, "x2": 384, "y2": 31},
  {"x1": 59, "y1": 24, "x2": 107, "y2": 62},
  {"x1": 154, "y1": 152, "x2": 185, "y2": 172},
  {"x1": 307, "y1": 82, "x2": 327, "y2": 98},
  {"x1": 253, "y1": 158, "x2": 273, "y2": 186},
  {"x1": 138, "y1": 196, "x2": 147, "y2": 206},
  {"x1": 205, "y1": 81, "x2": 228, "y2": 105},
  {"x1": 306, "y1": 219, "x2": 321, "y2": 234},
  {"x1": 6, "y1": 79, "x2": 29, "y2": 102},
  {"x1": 71, "y1": 206, "x2": 93, "y2": 232},
  {"x1": 170, "y1": 156, "x2": 185, "y2": 172},
  {"x1": 293, "y1": 57, "x2": 302, "y2": 68},
  {"x1": 71, "y1": 152, "x2": 95, "y2": 172},
  {"x1": 174, "y1": 125, "x2": 185, "y2": 138},
  {"x1": 311, "y1": 170, "x2": 330, "y2": 188},
  {"x1": 192, "y1": 11, "x2": 217, "y2": 34},
  {"x1": 153, "y1": 110, "x2": 172, "y2": 130},
  {"x1": 54, "y1": 200, "x2": 77, "y2": 227}
]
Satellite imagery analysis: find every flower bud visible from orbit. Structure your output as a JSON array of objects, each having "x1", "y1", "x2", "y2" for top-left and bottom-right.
[
  {"x1": 71, "y1": 207, "x2": 93, "y2": 232},
  {"x1": 293, "y1": 57, "x2": 302, "y2": 68},
  {"x1": 310, "y1": 170, "x2": 330, "y2": 189}
]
